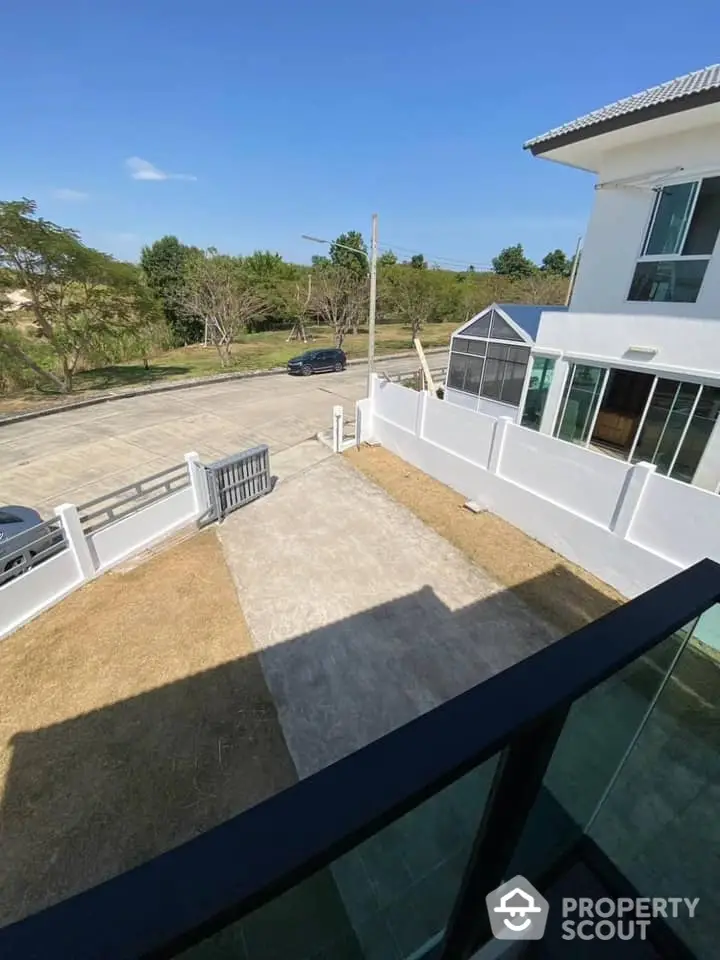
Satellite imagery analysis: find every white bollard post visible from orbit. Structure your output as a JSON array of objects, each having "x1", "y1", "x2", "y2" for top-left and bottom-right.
[
  {"x1": 54, "y1": 502, "x2": 97, "y2": 581},
  {"x1": 333, "y1": 405, "x2": 343, "y2": 453},
  {"x1": 185, "y1": 451, "x2": 211, "y2": 518}
]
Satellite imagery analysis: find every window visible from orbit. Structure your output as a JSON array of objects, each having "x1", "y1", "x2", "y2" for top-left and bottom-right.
[
  {"x1": 447, "y1": 323, "x2": 530, "y2": 406},
  {"x1": 629, "y1": 176, "x2": 720, "y2": 303},
  {"x1": 671, "y1": 386, "x2": 720, "y2": 482},
  {"x1": 461, "y1": 313, "x2": 491, "y2": 338},
  {"x1": 447, "y1": 353, "x2": 484, "y2": 395},
  {"x1": 554, "y1": 364, "x2": 606, "y2": 444},
  {"x1": 521, "y1": 357, "x2": 556, "y2": 430}
]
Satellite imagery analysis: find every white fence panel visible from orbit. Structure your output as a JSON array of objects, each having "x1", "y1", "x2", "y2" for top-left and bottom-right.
[
  {"x1": 373, "y1": 380, "x2": 420, "y2": 433},
  {"x1": 628, "y1": 472, "x2": 720, "y2": 568},
  {"x1": 0, "y1": 549, "x2": 83, "y2": 638},
  {"x1": 422, "y1": 395, "x2": 495, "y2": 467},
  {"x1": 499, "y1": 426, "x2": 631, "y2": 528},
  {"x1": 88, "y1": 486, "x2": 197, "y2": 572}
]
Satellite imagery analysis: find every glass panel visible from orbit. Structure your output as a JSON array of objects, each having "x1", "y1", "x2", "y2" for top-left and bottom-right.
[
  {"x1": 628, "y1": 258, "x2": 708, "y2": 303},
  {"x1": 653, "y1": 382, "x2": 700, "y2": 475},
  {"x1": 487, "y1": 343, "x2": 509, "y2": 362},
  {"x1": 521, "y1": 357, "x2": 556, "y2": 431},
  {"x1": 554, "y1": 364, "x2": 605, "y2": 444},
  {"x1": 682, "y1": 176, "x2": 720, "y2": 255},
  {"x1": 452, "y1": 337, "x2": 471, "y2": 354},
  {"x1": 507, "y1": 345, "x2": 530, "y2": 364},
  {"x1": 508, "y1": 623, "x2": 696, "y2": 882},
  {"x1": 644, "y1": 181, "x2": 697, "y2": 255},
  {"x1": 466, "y1": 340, "x2": 487, "y2": 357},
  {"x1": 463, "y1": 355, "x2": 484, "y2": 396},
  {"x1": 462, "y1": 312, "x2": 492, "y2": 338},
  {"x1": 447, "y1": 354, "x2": 469, "y2": 392},
  {"x1": 489, "y1": 311, "x2": 523, "y2": 342},
  {"x1": 671, "y1": 386, "x2": 720, "y2": 483},
  {"x1": 480, "y1": 358, "x2": 502, "y2": 400},
  {"x1": 182, "y1": 759, "x2": 498, "y2": 960},
  {"x1": 499, "y1": 360, "x2": 527, "y2": 406},
  {"x1": 588, "y1": 609, "x2": 720, "y2": 959}
]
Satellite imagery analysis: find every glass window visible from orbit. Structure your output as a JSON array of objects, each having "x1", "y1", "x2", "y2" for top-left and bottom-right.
[
  {"x1": 682, "y1": 176, "x2": 720, "y2": 255},
  {"x1": 554, "y1": 364, "x2": 605, "y2": 444},
  {"x1": 488, "y1": 311, "x2": 523, "y2": 342},
  {"x1": 452, "y1": 337, "x2": 470, "y2": 353},
  {"x1": 447, "y1": 353, "x2": 469, "y2": 391},
  {"x1": 463, "y1": 355, "x2": 484, "y2": 396},
  {"x1": 466, "y1": 340, "x2": 486, "y2": 357},
  {"x1": 628, "y1": 259, "x2": 708, "y2": 303},
  {"x1": 480, "y1": 358, "x2": 502, "y2": 400},
  {"x1": 499, "y1": 361, "x2": 526, "y2": 406},
  {"x1": 633, "y1": 379, "x2": 701, "y2": 475},
  {"x1": 671, "y1": 385, "x2": 720, "y2": 482},
  {"x1": 507, "y1": 345, "x2": 530, "y2": 364},
  {"x1": 461, "y1": 312, "x2": 491, "y2": 338},
  {"x1": 644, "y1": 181, "x2": 698, "y2": 255},
  {"x1": 521, "y1": 357, "x2": 556, "y2": 431},
  {"x1": 487, "y1": 343, "x2": 509, "y2": 362}
]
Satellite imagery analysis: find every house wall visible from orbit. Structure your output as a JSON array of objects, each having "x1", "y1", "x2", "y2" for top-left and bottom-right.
[
  {"x1": 570, "y1": 124, "x2": 720, "y2": 318},
  {"x1": 368, "y1": 379, "x2": 720, "y2": 640}
]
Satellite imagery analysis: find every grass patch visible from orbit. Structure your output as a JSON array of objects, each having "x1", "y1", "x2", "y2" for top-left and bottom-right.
[
  {"x1": 0, "y1": 529, "x2": 296, "y2": 925},
  {"x1": 0, "y1": 322, "x2": 453, "y2": 413}
]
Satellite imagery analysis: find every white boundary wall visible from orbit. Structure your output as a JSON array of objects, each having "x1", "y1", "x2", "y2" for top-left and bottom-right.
[
  {"x1": 369, "y1": 379, "x2": 720, "y2": 606},
  {"x1": 0, "y1": 452, "x2": 209, "y2": 640}
]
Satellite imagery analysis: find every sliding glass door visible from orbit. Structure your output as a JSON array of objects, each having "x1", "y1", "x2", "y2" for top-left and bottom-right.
[
  {"x1": 632, "y1": 380, "x2": 702, "y2": 475},
  {"x1": 554, "y1": 364, "x2": 606, "y2": 444}
]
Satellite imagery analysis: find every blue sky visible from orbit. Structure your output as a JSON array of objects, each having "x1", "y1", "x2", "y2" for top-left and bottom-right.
[{"x1": 3, "y1": 1, "x2": 719, "y2": 267}]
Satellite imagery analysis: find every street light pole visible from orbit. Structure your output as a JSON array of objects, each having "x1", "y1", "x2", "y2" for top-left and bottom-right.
[{"x1": 367, "y1": 213, "x2": 378, "y2": 396}]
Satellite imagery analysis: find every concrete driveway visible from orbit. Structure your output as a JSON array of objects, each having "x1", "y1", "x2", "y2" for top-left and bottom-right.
[
  {"x1": 219, "y1": 445, "x2": 557, "y2": 777},
  {"x1": 0, "y1": 356, "x2": 425, "y2": 514}
]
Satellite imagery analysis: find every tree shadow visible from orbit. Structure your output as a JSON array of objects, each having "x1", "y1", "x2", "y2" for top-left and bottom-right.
[
  {"x1": 1, "y1": 565, "x2": 717, "y2": 958},
  {"x1": 74, "y1": 365, "x2": 194, "y2": 392}
]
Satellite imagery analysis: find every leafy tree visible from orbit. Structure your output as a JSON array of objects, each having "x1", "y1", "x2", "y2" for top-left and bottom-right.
[
  {"x1": 0, "y1": 199, "x2": 159, "y2": 392},
  {"x1": 329, "y1": 230, "x2": 368, "y2": 280},
  {"x1": 140, "y1": 235, "x2": 202, "y2": 344},
  {"x1": 378, "y1": 250, "x2": 398, "y2": 266},
  {"x1": 309, "y1": 265, "x2": 365, "y2": 349},
  {"x1": 177, "y1": 250, "x2": 270, "y2": 366},
  {"x1": 311, "y1": 254, "x2": 330, "y2": 268},
  {"x1": 492, "y1": 243, "x2": 536, "y2": 279},
  {"x1": 540, "y1": 249, "x2": 572, "y2": 277},
  {"x1": 409, "y1": 253, "x2": 427, "y2": 270},
  {"x1": 383, "y1": 266, "x2": 437, "y2": 343}
]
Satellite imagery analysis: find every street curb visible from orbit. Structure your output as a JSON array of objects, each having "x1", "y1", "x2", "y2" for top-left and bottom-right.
[{"x1": 0, "y1": 347, "x2": 446, "y2": 427}]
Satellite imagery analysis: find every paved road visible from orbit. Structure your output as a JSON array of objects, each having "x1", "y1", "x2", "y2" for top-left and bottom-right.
[{"x1": 0, "y1": 355, "x2": 434, "y2": 514}]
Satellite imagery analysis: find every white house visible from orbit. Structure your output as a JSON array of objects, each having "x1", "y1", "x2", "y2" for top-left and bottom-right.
[{"x1": 515, "y1": 64, "x2": 720, "y2": 491}]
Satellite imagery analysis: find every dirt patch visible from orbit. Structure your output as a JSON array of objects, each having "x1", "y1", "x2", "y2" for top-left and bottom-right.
[
  {"x1": 0, "y1": 529, "x2": 296, "y2": 926},
  {"x1": 345, "y1": 446, "x2": 624, "y2": 635}
]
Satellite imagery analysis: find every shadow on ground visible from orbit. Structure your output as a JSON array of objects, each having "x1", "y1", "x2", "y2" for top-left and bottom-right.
[{"x1": 1, "y1": 565, "x2": 717, "y2": 959}]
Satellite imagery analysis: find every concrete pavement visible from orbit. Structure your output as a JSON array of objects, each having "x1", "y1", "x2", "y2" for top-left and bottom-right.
[{"x1": 0, "y1": 355, "x2": 427, "y2": 514}]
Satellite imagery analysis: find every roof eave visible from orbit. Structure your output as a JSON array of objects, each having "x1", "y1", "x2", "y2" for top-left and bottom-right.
[{"x1": 524, "y1": 85, "x2": 720, "y2": 158}]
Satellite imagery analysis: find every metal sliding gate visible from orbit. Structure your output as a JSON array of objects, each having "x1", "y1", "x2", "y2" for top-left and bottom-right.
[{"x1": 205, "y1": 444, "x2": 271, "y2": 521}]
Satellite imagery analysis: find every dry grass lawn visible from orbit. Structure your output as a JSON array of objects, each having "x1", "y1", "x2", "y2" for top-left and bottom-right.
[
  {"x1": 0, "y1": 529, "x2": 296, "y2": 926},
  {"x1": 345, "y1": 445, "x2": 625, "y2": 635}
]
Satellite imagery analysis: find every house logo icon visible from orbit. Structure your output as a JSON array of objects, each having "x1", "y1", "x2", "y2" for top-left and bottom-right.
[{"x1": 485, "y1": 875, "x2": 549, "y2": 940}]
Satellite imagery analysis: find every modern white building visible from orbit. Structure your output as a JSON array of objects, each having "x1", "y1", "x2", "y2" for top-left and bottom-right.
[{"x1": 515, "y1": 64, "x2": 720, "y2": 491}]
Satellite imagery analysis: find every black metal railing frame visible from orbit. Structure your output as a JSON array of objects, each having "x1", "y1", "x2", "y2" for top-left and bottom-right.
[{"x1": 2, "y1": 559, "x2": 719, "y2": 960}]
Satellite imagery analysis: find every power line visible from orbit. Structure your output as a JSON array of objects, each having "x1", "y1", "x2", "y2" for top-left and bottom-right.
[{"x1": 377, "y1": 241, "x2": 492, "y2": 271}]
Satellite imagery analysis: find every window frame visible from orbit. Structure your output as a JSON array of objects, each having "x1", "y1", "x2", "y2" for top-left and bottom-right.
[
  {"x1": 448, "y1": 328, "x2": 530, "y2": 407},
  {"x1": 628, "y1": 175, "x2": 720, "y2": 304}
]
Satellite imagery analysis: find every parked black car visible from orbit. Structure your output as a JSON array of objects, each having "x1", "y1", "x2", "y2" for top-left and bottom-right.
[{"x1": 287, "y1": 348, "x2": 347, "y2": 376}]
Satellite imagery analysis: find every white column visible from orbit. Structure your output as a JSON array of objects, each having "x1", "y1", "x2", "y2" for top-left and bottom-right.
[
  {"x1": 54, "y1": 502, "x2": 96, "y2": 581},
  {"x1": 414, "y1": 390, "x2": 427, "y2": 438},
  {"x1": 487, "y1": 416, "x2": 514, "y2": 474},
  {"x1": 332, "y1": 405, "x2": 344, "y2": 452},
  {"x1": 609, "y1": 461, "x2": 656, "y2": 539},
  {"x1": 185, "y1": 452, "x2": 211, "y2": 518},
  {"x1": 539, "y1": 356, "x2": 570, "y2": 436}
]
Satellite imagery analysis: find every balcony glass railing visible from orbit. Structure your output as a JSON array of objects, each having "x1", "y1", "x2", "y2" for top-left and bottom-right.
[{"x1": 1, "y1": 562, "x2": 719, "y2": 960}]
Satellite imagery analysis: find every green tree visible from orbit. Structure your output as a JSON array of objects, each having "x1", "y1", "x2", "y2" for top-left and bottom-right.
[
  {"x1": 540, "y1": 248, "x2": 572, "y2": 277},
  {"x1": 330, "y1": 231, "x2": 368, "y2": 280},
  {"x1": 383, "y1": 266, "x2": 437, "y2": 343},
  {"x1": 492, "y1": 243, "x2": 536, "y2": 279},
  {"x1": 0, "y1": 199, "x2": 159, "y2": 392},
  {"x1": 309, "y1": 265, "x2": 365, "y2": 349},
  {"x1": 409, "y1": 253, "x2": 427, "y2": 270},
  {"x1": 378, "y1": 249, "x2": 398, "y2": 266},
  {"x1": 140, "y1": 235, "x2": 202, "y2": 344}
]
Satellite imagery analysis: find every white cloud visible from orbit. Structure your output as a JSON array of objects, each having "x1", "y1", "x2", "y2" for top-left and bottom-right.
[
  {"x1": 125, "y1": 156, "x2": 197, "y2": 182},
  {"x1": 53, "y1": 188, "x2": 89, "y2": 201}
]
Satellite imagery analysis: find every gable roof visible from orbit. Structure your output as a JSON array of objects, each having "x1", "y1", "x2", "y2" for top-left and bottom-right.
[
  {"x1": 524, "y1": 64, "x2": 720, "y2": 155},
  {"x1": 453, "y1": 302, "x2": 567, "y2": 343}
]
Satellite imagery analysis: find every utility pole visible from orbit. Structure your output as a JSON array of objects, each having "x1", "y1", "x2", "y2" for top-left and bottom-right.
[{"x1": 367, "y1": 212, "x2": 378, "y2": 396}]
